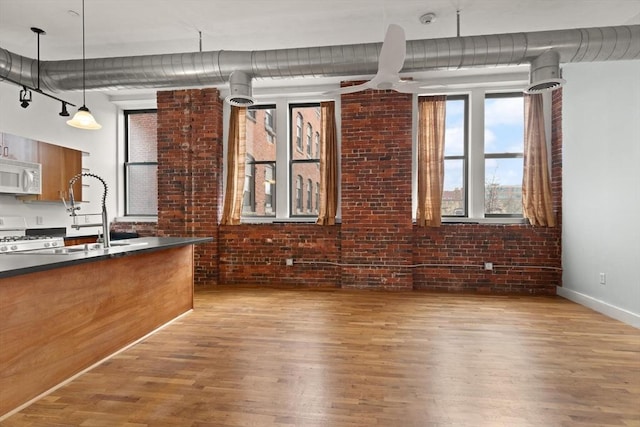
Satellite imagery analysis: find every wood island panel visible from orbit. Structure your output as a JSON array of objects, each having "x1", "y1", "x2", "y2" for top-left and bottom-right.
[{"x1": 0, "y1": 245, "x2": 194, "y2": 417}]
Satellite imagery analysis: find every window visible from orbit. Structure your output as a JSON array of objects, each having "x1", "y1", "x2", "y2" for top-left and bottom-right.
[
  {"x1": 124, "y1": 109, "x2": 158, "y2": 216},
  {"x1": 306, "y1": 179, "x2": 313, "y2": 212},
  {"x1": 306, "y1": 123, "x2": 313, "y2": 156},
  {"x1": 295, "y1": 113, "x2": 303, "y2": 151},
  {"x1": 315, "y1": 182, "x2": 320, "y2": 213},
  {"x1": 264, "y1": 109, "x2": 275, "y2": 144},
  {"x1": 296, "y1": 175, "x2": 303, "y2": 212},
  {"x1": 442, "y1": 96, "x2": 467, "y2": 217},
  {"x1": 244, "y1": 106, "x2": 277, "y2": 217},
  {"x1": 264, "y1": 165, "x2": 275, "y2": 214},
  {"x1": 315, "y1": 132, "x2": 320, "y2": 157},
  {"x1": 484, "y1": 93, "x2": 524, "y2": 216},
  {"x1": 240, "y1": 101, "x2": 324, "y2": 221},
  {"x1": 243, "y1": 155, "x2": 255, "y2": 213},
  {"x1": 416, "y1": 91, "x2": 524, "y2": 221},
  {"x1": 290, "y1": 104, "x2": 321, "y2": 217}
]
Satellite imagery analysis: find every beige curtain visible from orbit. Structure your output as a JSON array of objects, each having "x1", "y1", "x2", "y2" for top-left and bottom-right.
[
  {"x1": 416, "y1": 95, "x2": 446, "y2": 227},
  {"x1": 316, "y1": 101, "x2": 338, "y2": 225},
  {"x1": 523, "y1": 94, "x2": 556, "y2": 227},
  {"x1": 220, "y1": 106, "x2": 246, "y2": 225}
]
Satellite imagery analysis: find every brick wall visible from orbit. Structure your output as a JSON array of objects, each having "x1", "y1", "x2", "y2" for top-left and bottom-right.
[
  {"x1": 154, "y1": 86, "x2": 563, "y2": 294},
  {"x1": 111, "y1": 221, "x2": 157, "y2": 237},
  {"x1": 413, "y1": 224, "x2": 560, "y2": 294},
  {"x1": 218, "y1": 224, "x2": 340, "y2": 287},
  {"x1": 156, "y1": 89, "x2": 222, "y2": 286},
  {"x1": 340, "y1": 88, "x2": 415, "y2": 290}
]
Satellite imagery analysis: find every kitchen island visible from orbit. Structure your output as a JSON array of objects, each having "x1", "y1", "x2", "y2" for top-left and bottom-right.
[{"x1": 0, "y1": 236, "x2": 212, "y2": 419}]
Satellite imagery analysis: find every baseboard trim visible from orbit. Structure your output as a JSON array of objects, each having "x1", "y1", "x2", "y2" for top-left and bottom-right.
[{"x1": 556, "y1": 287, "x2": 640, "y2": 329}]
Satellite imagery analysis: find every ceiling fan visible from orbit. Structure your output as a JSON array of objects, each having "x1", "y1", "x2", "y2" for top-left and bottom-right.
[{"x1": 328, "y1": 24, "x2": 443, "y2": 95}]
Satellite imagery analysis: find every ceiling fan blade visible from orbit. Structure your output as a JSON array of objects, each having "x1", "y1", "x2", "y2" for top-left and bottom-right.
[
  {"x1": 378, "y1": 24, "x2": 406, "y2": 76},
  {"x1": 323, "y1": 81, "x2": 374, "y2": 96},
  {"x1": 324, "y1": 24, "x2": 407, "y2": 95},
  {"x1": 392, "y1": 80, "x2": 446, "y2": 94}
]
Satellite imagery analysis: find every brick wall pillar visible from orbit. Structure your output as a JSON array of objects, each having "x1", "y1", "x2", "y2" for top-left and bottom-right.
[
  {"x1": 340, "y1": 89, "x2": 414, "y2": 290},
  {"x1": 156, "y1": 89, "x2": 222, "y2": 286}
]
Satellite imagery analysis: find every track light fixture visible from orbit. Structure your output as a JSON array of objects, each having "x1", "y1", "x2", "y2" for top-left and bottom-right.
[
  {"x1": 5, "y1": 27, "x2": 76, "y2": 116},
  {"x1": 19, "y1": 86, "x2": 32, "y2": 108},
  {"x1": 59, "y1": 102, "x2": 70, "y2": 117}
]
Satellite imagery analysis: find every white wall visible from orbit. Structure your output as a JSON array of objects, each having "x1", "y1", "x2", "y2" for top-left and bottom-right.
[
  {"x1": 560, "y1": 60, "x2": 640, "y2": 327},
  {"x1": 0, "y1": 82, "x2": 118, "y2": 236}
]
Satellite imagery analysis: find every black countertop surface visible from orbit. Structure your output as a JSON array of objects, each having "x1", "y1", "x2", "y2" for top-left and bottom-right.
[{"x1": 0, "y1": 236, "x2": 212, "y2": 279}]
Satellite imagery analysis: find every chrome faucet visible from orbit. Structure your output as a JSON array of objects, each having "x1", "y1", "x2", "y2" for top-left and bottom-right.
[{"x1": 65, "y1": 173, "x2": 110, "y2": 248}]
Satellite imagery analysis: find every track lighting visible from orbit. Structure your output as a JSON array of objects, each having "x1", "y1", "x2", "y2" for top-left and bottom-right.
[
  {"x1": 59, "y1": 102, "x2": 70, "y2": 117},
  {"x1": 19, "y1": 87, "x2": 32, "y2": 108},
  {"x1": 6, "y1": 27, "x2": 76, "y2": 116}
]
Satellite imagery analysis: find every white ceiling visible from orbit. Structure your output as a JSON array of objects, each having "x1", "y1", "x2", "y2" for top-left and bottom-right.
[{"x1": 1, "y1": 0, "x2": 639, "y2": 95}]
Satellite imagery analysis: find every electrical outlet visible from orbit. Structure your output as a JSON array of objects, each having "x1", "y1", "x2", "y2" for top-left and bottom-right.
[
  {"x1": 36, "y1": 216, "x2": 43, "y2": 225},
  {"x1": 599, "y1": 273, "x2": 606, "y2": 285},
  {"x1": 285, "y1": 258, "x2": 294, "y2": 266},
  {"x1": 484, "y1": 262, "x2": 493, "y2": 271}
]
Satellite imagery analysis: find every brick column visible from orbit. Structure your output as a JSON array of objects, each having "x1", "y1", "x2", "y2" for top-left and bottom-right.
[
  {"x1": 156, "y1": 89, "x2": 222, "y2": 286},
  {"x1": 340, "y1": 89, "x2": 414, "y2": 290}
]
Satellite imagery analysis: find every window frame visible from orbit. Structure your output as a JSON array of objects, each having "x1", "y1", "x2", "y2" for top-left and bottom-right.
[
  {"x1": 442, "y1": 95, "x2": 469, "y2": 218},
  {"x1": 413, "y1": 87, "x2": 530, "y2": 224},
  {"x1": 289, "y1": 102, "x2": 322, "y2": 219},
  {"x1": 123, "y1": 108, "x2": 158, "y2": 218},
  {"x1": 483, "y1": 92, "x2": 525, "y2": 218}
]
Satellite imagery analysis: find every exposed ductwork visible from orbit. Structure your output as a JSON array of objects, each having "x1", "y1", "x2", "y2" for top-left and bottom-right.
[{"x1": 1, "y1": 25, "x2": 639, "y2": 94}]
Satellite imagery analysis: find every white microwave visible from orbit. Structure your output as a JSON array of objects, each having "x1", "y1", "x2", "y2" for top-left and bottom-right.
[{"x1": 0, "y1": 158, "x2": 42, "y2": 195}]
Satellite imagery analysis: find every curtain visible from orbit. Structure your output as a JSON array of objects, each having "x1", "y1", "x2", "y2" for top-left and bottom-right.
[
  {"x1": 523, "y1": 94, "x2": 556, "y2": 227},
  {"x1": 416, "y1": 95, "x2": 446, "y2": 227},
  {"x1": 316, "y1": 101, "x2": 338, "y2": 225},
  {"x1": 220, "y1": 106, "x2": 246, "y2": 225}
]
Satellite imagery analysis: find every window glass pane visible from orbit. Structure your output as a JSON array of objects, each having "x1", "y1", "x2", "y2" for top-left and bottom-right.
[
  {"x1": 126, "y1": 164, "x2": 158, "y2": 215},
  {"x1": 485, "y1": 96, "x2": 524, "y2": 154},
  {"x1": 291, "y1": 163, "x2": 320, "y2": 215},
  {"x1": 444, "y1": 99, "x2": 465, "y2": 157},
  {"x1": 484, "y1": 94, "x2": 524, "y2": 216},
  {"x1": 442, "y1": 96, "x2": 467, "y2": 216},
  {"x1": 443, "y1": 159, "x2": 465, "y2": 216},
  {"x1": 485, "y1": 158, "x2": 523, "y2": 215},
  {"x1": 290, "y1": 104, "x2": 321, "y2": 217},
  {"x1": 127, "y1": 113, "x2": 157, "y2": 162},
  {"x1": 244, "y1": 106, "x2": 277, "y2": 217},
  {"x1": 125, "y1": 110, "x2": 158, "y2": 217}
]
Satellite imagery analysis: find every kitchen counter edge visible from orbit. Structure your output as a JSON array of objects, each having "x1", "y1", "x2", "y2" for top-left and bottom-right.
[{"x1": 0, "y1": 237, "x2": 213, "y2": 279}]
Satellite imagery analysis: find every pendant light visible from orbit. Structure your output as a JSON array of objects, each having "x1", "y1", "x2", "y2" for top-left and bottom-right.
[{"x1": 67, "y1": 0, "x2": 101, "y2": 130}]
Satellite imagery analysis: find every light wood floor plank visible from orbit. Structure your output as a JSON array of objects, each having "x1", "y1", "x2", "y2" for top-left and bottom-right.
[{"x1": 2, "y1": 287, "x2": 639, "y2": 426}]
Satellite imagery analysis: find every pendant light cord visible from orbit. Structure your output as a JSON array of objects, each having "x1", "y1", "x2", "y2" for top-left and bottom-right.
[{"x1": 82, "y1": 0, "x2": 86, "y2": 106}]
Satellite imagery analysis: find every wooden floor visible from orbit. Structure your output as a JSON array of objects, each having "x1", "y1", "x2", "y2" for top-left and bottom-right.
[{"x1": 2, "y1": 287, "x2": 639, "y2": 427}]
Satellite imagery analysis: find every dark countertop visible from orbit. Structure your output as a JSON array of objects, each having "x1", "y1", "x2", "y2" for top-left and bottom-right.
[{"x1": 0, "y1": 236, "x2": 213, "y2": 279}]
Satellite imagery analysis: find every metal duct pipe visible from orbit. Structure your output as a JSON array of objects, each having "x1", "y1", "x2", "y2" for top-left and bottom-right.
[
  {"x1": 1, "y1": 25, "x2": 638, "y2": 93},
  {"x1": 225, "y1": 70, "x2": 255, "y2": 106},
  {"x1": 526, "y1": 50, "x2": 565, "y2": 93}
]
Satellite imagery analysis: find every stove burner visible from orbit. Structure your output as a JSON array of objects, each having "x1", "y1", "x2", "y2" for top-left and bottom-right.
[{"x1": 0, "y1": 235, "x2": 65, "y2": 252}]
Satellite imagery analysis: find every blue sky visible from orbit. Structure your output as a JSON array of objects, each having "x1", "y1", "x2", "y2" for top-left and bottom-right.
[{"x1": 443, "y1": 96, "x2": 524, "y2": 190}]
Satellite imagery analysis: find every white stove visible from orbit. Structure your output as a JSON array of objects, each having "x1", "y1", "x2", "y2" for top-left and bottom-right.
[{"x1": 0, "y1": 216, "x2": 64, "y2": 253}]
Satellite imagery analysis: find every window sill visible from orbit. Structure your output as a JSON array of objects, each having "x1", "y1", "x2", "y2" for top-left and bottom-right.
[
  {"x1": 440, "y1": 217, "x2": 527, "y2": 225},
  {"x1": 114, "y1": 216, "x2": 158, "y2": 223}
]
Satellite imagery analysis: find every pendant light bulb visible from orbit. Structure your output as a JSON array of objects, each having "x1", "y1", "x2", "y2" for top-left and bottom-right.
[{"x1": 67, "y1": 0, "x2": 101, "y2": 130}]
